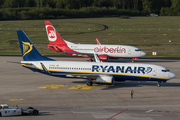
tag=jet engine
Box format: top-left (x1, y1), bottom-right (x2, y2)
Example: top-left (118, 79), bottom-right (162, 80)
top-left (96, 75), bottom-right (114, 85)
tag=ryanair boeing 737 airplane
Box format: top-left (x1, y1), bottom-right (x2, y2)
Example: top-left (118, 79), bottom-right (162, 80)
top-left (17, 30), bottom-right (176, 87)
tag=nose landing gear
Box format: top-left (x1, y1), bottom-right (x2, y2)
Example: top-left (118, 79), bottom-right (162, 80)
top-left (157, 80), bottom-right (166, 87)
top-left (157, 83), bottom-right (161, 87)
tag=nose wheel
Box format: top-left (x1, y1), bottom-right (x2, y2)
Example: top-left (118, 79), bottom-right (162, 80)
top-left (157, 83), bottom-right (161, 87)
top-left (157, 81), bottom-right (166, 87)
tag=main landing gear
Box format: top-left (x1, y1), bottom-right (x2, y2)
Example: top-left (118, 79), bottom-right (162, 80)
top-left (87, 79), bottom-right (93, 86)
top-left (132, 58), bottom-right (138, 63)
top-left (87, 81), bottom-right (93, 86)
top-left (89, 58), bottom-right (94, 62)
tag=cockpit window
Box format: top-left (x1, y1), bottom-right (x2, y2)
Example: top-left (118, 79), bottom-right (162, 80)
top-left (135, 49), bottom-right (141, 51)
top-left (162, 69), bottom-right (170, 72)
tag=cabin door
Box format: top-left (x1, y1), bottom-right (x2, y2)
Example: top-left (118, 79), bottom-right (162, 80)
top-left (128, 49), bottom-right (131, 55)
top-left (152, 68), bottom-right (157, 76)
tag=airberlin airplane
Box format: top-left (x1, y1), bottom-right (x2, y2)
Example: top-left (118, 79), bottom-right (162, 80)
top-left (44, 21), bottom-right (146, 62)
top-left (17, 30), bottom-right (176, 87)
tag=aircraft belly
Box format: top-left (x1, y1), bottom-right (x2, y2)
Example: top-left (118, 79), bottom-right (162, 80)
top-left (113, 75), bottom-right (167, 81)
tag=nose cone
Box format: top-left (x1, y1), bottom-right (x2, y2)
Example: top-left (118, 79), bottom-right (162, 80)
top-left (168, 72), bottom-right (176, 79)
top-left (140, 51), bottom-right (146, 57)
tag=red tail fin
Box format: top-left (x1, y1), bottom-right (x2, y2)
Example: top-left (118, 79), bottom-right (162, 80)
top-left (44, 21), bottom-right (67, 45)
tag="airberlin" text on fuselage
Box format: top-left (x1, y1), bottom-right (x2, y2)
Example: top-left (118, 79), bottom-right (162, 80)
top-left (94, 46), bottom-right (126, 53)
top-left (92, 65), bottom-right (147, 74)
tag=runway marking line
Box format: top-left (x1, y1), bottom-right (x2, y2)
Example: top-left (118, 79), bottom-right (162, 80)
top-left (107, 108), bottom-right (128, 120)
top-left (68, 85), bottom-right (97, 90)
top-left (9, 99), bottom-right (25, 101)
top-left (38, 84), bottom-right (67, 89)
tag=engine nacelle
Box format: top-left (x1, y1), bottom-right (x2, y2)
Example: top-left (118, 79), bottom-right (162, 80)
top-left (97, 55), bottom-right (108, 61)
top-left (96, 75), bottom-right (114, 85)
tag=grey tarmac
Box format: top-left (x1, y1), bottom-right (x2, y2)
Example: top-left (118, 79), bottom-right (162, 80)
top-left (0, 56), bottom-right (180, 120)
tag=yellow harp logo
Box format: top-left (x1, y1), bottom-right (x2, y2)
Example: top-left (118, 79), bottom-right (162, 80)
top-left (22, 41), bottom-right (33, 56)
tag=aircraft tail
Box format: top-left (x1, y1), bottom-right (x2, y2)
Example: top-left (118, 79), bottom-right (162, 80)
top-left (44, 21), bottom-right (67, 45)
top-left (17, 30), bottom-right (55, 61)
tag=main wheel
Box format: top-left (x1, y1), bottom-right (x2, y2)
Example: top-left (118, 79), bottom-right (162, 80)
top-left (87, 81), bottom-right (93, 86)
top-left (33, 110), bottom-right (39, 115)
top-left (27, 107), bottom-right (34, 109)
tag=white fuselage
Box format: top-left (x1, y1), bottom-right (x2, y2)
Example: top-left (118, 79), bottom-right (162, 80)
top-left (21, 61), bottom-right (176, 81)
top-left (67, 44), bottom-right (146, 58)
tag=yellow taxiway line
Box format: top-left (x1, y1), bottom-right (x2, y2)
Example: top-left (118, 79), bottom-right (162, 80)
top-left (68, 85), bottom-right (96, 90)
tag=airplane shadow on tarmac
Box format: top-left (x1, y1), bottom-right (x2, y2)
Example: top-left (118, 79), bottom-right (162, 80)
top-left (38, 112), bottom-right (54, 116)
top-left (101, 81), bottom-right (180, 90)
top-left (73, 80), bottom-right (180, 90)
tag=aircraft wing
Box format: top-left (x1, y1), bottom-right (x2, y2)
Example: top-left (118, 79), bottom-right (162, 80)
top-left (40, 63), bottom-right (100, 79)
top-left (62, 52), bottom-right (95, 57)
top-left (63, 52), bottom-right (94, 55)
top-left (63, 52), bottom-right (106, 56)
top-left (50, 73), bottom-right (100, 79)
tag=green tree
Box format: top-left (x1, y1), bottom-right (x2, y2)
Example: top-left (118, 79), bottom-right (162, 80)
top-left (0, 0), bottom-right (5, 8)
top-left (142, 0), bottom-right (153, 13)
top-left (171, 0), bottom-right (180, 9)
top-left (93, 0), bottom-right (100, 7)
top-left (99, 0), bottom-right (113, 7)
top-left (133, 0), bottom-right (139, 10)
top-left (79, 0), bottom-right (94, 8)
top-left (56, 0), bottom-right (65, 8)
top-left (44, 0), bottom-right (57, 8)
top-left (3, 0), bottom-right (12, 8)
top-left (151, 0), bottom-right (164, 13)
top-left (25, 0), bottom-right (36, 7)
top-left (164, 0), bottom-right (172, 7)
top-left (171, 0), bottom-right (180, 15)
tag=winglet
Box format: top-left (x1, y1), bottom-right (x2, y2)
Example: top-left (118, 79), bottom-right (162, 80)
top-left (94, 53), bottom-right (101, 62)
top-left (40, 63), bottom-right (50, 74)
top-left (96, 38), bottom-right (101, 45)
